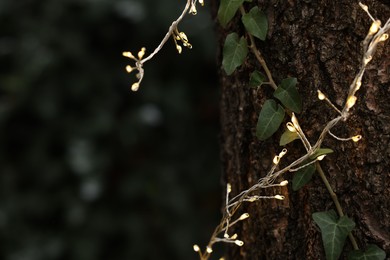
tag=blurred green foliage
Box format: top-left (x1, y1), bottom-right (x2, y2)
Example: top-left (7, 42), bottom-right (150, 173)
top-left (0, 0), bottom-right (220, 259)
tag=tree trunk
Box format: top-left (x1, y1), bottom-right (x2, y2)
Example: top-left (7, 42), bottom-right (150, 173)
top-left (210, 0), bottom-right (390, 259)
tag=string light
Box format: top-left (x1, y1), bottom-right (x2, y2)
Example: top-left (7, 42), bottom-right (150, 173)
top-left (286, 122), bottom-right (296, 132)
top-left (369, 20), bottom-right (381, 35)
top-left (379, 34), bottom-right (389, 42)
top-left (274, 195), bottom-right (285, 200)
top-left (279, 148), bottom-right (287, 158)
top-left (206, 246), bottom-right (213, 254)
top-left (235, 240), bottom-right (244, 246)
top-left (317, 155), bottom-right (326, 161)
top-left (352, 135), bottom-right (362, 142)
top-left (273, 155), bottom-right (280, 165)
top-left (346, 96), bottom-right (357, 109)
top-left (122, 51), bottom-right (135, 59)
top-left (279, 180), bottom-right (289, 186)
top-left (193, 244), bottom-right (200, 252)
top-left (317, 90), bottom-right (326, 100)
top-left (138, 47), bottom-right (146, 59)
top-left (239, 213), bottom-right (250, 220)
top-left (131, 82), bottom-right (140, 92)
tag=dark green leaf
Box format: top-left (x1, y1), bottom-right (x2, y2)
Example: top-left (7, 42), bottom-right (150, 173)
top-left (279, 129), bottom-right (299, 146)
top-left (249, 70), bottom-right (266, 88)
top-left (292, 164), bottom-right (316, 191)
top-left (273, 77), bottom-right (302, 113)
top-left (348, 244), bottom-right (386, 260)
top-left (256, 99), bottom-right (285, 141)
top-left (313, 210), bottom-right (355, 260)
top-left (241, 7), bottom-right (268, 41)
top-left (310, 148), bottom-right (334, 160)
top-left (218, 0), bottom-right (245, 27)
top-left (222, 33), bottom-right (248, 75)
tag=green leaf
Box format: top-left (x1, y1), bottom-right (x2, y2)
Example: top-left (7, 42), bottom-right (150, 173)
top-left (222, 33), bottom-right (248, 75)
top-left (279, 129), bottom-right (299, 146)
top-left (292, 164), bottom-right (316, 191)
top-left (313, 210), bottom-right (355, 260)
top-left (249, 70), bottom-right (266, 88)
top-left (256, 99), bottom-right (285, 141)
top-left (310, 148), bottom-right (334, 160)
top-left (348, 244), bottom-right (386, 260)
top-left (273, 77), bottom-right (302, 113)
top-left (218, 0), bottom-right (245, 27)
top-left (241, 7), bottom-right (268, 40)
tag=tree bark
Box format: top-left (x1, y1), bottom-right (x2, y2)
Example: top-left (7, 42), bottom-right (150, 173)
top-left (210, 0), bottom-right (390, 259)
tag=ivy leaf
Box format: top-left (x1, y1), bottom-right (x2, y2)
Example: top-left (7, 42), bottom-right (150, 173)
top-left (273, 77), bottom-right (302, 113)
top-left (249, 70), bottom-right (266, 88)
top-left (222, 33), bottom-right (248, 75)
top-left (310, 148), bottom-right (334, 160)
top-left (218, 0), bottom-right (245, 27)
top-left (292, 164), bottom-right (316, 191)
top-left (241, 7), bottom-right (268, 41)
top-left (348, 244), bottom-right (386, 260)
top-left (313, 210), bottom-right (355, 260)
top-left (256, 99), bottom-right (285, 141)
top-left (279, 129), bottom-right (299, 146)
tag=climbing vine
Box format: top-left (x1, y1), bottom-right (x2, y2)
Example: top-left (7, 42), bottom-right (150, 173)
top-left (123, 1), bottom-right (389, 259)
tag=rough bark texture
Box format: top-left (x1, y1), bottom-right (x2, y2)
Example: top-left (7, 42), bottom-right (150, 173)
top-left (210, 0), bottom-right (390, 259)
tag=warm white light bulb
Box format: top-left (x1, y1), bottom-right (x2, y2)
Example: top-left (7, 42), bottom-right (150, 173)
top-left (369, 20), bottom-right (381, 35)
top-left (239, 213), bottom-right (250, 220)
top-left (273, 155), bottom-right (280, 165)
top-left (317, 90), bottom-right (326, 100)
top-left (346, 96), bottom-right (357, 109)
top-left (279, 180), bottom-right (289, 186)
top-left (274, 195), bottom-right (285, 200)
top-left (352, 135), bottom-right (362, 142)
top-left (131, 82), bottom-right (140, 91)
top-left (193, 244), bottom-right (200, 252)
top-left (235, 240), bottom-right (244, 246)
top-left (286, 122), bottom-right (296, 132)
top-left (317, 155), bottom-right (326, 161)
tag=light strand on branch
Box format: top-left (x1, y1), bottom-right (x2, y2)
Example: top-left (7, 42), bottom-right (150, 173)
top-left (122, 0), bottom-right (205, 91)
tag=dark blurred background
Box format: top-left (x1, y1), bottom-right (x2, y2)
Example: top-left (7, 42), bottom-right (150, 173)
top-left (0, 0), bottom-right (221, 259)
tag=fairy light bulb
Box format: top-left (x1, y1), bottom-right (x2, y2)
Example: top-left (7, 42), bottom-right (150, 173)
top-left (274, 195), bottom-right (285, 200)
top-left (317, 90), bottom-right (326, 100)
top-left (291, 113), bottom-right (300, 130)
top-left (286, 122), bottom-right (296, 132)
top-left (131, 82), bottom-right (140, 92)
top-left (138, 47), bottom-right (146, 59)
top-left (379, 34), bottom-right (388, 42)
top-left (235, 240), bottom-right (244, 246)
top-left (280, 180), bottom-right (289, 186)
top-left (317, 155), bottom-right (326, 161)
top-left (352, 135), bottom-right (362, 142)
top-left (369, 20), bottom-right (381, 35)
top-left (206, 246), bottom-right (213, 253)
top-left (273, 155), bottom-right (280, 165)
top-left (279, 148), bottom-right (287, 158)
top-left (346, 96), bottom-right (357, 109)
top-left (239, 213), bottom-right (250, 220)
top-left (193, 244), bottom-right (200, 252)
top-left (122, 51), bottom-right (135, 59)
top-left (126, 65), bottom-right (133, 73)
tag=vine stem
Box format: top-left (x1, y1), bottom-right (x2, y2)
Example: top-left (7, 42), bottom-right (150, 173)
top-left (239, 6), bottom-right (278, 90)
top-left (316, 162), bottom-right (359, 250)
